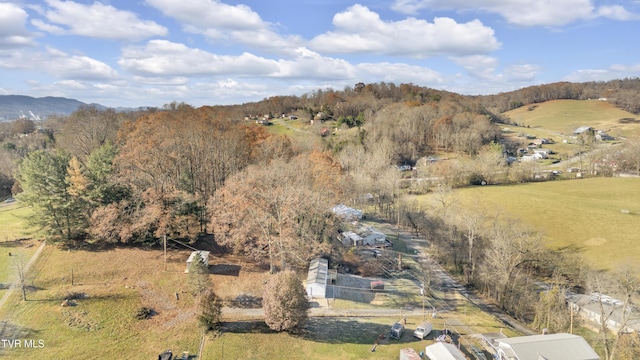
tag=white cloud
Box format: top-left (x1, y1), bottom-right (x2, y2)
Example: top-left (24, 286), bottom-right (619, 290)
top-left (391, 0), bottom-right (639, 26)
top-left (119, 40), bottom-right (280, 77)
top-left (356, 62), bottom-right (443, 85)
top-left (0, 3), bottom-right (36, 47)
top-left (0, 45), bottom-right (118, 81)
top-left (119, 40), bottom-right (357, 81)
top-left (45, 47), bottom-right (120, 80)
top-left (596, 5), bottom-right (640, 21)
top-left (274, 48), bottom-right (357, 79)
top-left (32, 0), bottom-right (167, 40)
top-left (564, 63), bottom-right (640, 82)
top-left (146, 0), bottom-right (264, 31)
top-left (309, 5), bottom-right (499, 57)
top-left (145, 0), bottom-right (302, 53)
top-left (452, 55), bottom-right (499, 80)
top-left (504, 64), bottom-right (540, 81)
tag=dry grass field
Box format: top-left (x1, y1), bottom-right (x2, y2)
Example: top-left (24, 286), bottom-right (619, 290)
top-left (438, 177), bottom-right (640, 271)
top-left (504, 99), bottom-right (640, 137)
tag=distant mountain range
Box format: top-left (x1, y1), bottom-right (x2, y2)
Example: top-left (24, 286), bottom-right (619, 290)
top-left (0, 95), bottom-right (150, 121)
top-left (0, 95), bottom-right (105, 121)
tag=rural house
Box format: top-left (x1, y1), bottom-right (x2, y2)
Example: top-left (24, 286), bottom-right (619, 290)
top-left (573, 126), bottom-right (594, 135)
top-left (331, 204), bottom-right (363, 221)
top-left (494, 333), bottom-right (598, 360)
top-left (566, 293), bottom-right (640, 333)
top-left (355, 225), bottom-right (388, 247)
top-left (185, 250), bottom-right (209, 273)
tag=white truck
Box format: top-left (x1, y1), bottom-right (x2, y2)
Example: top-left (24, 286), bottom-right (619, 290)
top-left (413, 321), bottom-right (433, 339)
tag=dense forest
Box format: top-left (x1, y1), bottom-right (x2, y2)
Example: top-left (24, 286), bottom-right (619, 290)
top-left (2, 78), bottom-right (640, 358)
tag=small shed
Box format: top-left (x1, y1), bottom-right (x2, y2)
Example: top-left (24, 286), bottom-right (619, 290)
top-left (425, 342), bottom-right (467, 360)
top-left (306, 258), bottom-right (329, 299)
top-left (185, 251), bottom-right (209, 273)
top-left (341, 231), bottom-right (364, 247)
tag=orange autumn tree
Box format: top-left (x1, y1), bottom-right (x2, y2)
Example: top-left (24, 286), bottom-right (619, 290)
top-left (209, 155), bottom-right (340, 272)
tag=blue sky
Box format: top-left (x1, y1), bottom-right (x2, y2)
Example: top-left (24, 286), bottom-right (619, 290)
top-left (1, 0), bottom-right (639, 108)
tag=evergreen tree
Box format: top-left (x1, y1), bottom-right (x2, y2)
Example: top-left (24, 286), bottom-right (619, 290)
top-left (199, 289), bottom-right (223, 330)
top-left (188, 252), bottom-right (210, 295)
top-left (86, 141), bottom-right (128, 205)
top-left (17, 150), bottom-right (88, 241)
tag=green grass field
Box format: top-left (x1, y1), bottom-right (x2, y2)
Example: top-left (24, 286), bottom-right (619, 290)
top-left (0, 203), bottom-right (36, 241)
top-left (0, 204), bottom-right (40, 285)
top-left (505, 99), bottom-right (640, 137)
top-left (436, 177), bottom-right (640, 271)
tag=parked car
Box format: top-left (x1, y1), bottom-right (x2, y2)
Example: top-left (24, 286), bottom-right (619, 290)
top-left (413, 321), bottom-right (433, 339)
top-left (390, 322), bottom-right (405, 339)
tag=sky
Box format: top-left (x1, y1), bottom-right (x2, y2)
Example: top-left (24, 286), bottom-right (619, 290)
top-left (1, 0), bottom-right (639, 108)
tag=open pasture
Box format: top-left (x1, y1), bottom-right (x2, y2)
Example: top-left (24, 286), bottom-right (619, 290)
top-left (504, 99), bottom-right (640, 137)
top-left (449, 178), bottom-right (640, 271)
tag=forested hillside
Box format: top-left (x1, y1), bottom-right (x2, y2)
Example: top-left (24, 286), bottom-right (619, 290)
top-left (1, 78), bottom-right (639, 249)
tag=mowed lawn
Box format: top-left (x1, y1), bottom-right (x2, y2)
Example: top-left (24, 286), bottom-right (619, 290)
top-left (447, 178), bottom-right (640, 271)
top-left (504, 99), bottom-right (640, 137)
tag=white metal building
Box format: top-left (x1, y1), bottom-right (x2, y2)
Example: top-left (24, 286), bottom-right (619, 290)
top-left (425, 342), bottom-right (467, 360)
top-left (495, 333), bottom-right (599, 360)
top-left (305, 258), bottom-right (329, 299)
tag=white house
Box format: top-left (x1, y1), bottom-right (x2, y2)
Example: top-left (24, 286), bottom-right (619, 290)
top-left (495, 333), bottom-right (599, 360)
top-left (185, 250), bottom-right (209, 273)
top-left (532, 149), bottom-right (551, 158)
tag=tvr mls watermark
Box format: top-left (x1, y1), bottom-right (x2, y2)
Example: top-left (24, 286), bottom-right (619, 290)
top-left (1, 339), bottom-right (45, 348)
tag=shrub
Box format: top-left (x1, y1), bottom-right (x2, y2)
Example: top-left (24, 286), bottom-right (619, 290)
top-left (262, 271), bottom-right (309, 332)
top-left (134, 306), bottom-right (155, 320)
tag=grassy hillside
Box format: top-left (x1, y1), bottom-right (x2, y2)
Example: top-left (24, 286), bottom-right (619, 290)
top-left (504, 99), bottom-right (640, 137)
top-left (449, 178), bottom-right (640, 271)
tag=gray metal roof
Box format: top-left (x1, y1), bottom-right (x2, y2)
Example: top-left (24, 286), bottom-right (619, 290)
top-left (425, 342), bottom-right (467, 360)
top-left (496, 333), bottom-right (599, 360)
top-left (306, 257), bottom-right (328, 285)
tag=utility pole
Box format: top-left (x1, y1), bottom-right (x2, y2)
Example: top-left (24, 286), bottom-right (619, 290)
top-left (421, 284), bottom-right (425, 320)
top-left (164, 234), bottom-right (167, 271)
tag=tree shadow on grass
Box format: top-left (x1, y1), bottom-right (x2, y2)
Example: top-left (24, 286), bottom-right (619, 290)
top-left (222, 318), bottom-right (395, 345)
top-left (0, 321), bottom-right (41, 355)
top-left (210, 264), bottom-right (241, 276)
top-left (0, 238), bottom-right (34, 248)
top-left (298, 318), bottom-right (392, 344)
top-left (222, 320), bottom-right (273, 334)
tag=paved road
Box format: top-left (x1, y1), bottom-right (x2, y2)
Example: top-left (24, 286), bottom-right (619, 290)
top-left (398, 227), bottom-right (537, 336)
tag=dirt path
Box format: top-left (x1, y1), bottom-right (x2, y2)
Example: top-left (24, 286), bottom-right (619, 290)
top-left (0, 241), bottom-right (46, 309)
